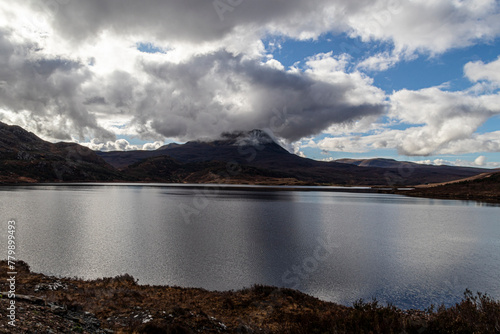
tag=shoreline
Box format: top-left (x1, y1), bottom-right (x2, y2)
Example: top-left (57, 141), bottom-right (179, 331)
top-left (2, 181), bottom-right (499, 204)
top-left (1, 261), bottom-right (499, 333)
top-left (0, 180), bottom-right (409, 193)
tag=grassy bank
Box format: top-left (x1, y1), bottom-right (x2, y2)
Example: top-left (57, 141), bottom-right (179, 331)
top-left (1, 261), bottom-right (499, 333)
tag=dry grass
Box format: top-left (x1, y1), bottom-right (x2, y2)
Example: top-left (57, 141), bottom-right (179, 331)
top-left (1, 261), bottom-right (499, 333)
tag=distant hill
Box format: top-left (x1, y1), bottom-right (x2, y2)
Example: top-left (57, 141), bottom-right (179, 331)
top-left (123, 155), bottom-right (300, 185)
top-left (0, 122), bottom-right (123, 183)
top-left (401, 171), bottom-right (500, 202)
top-left (0, 122), bottom-right (493, 186)
top-left (336, 158), bottom-right (432, 169)
top-left (336, 157), bottom-right (485, 172)
top-left (336, 158), bottom-right (407, 168)
top-left (98, 129), bottom-right (489, 186)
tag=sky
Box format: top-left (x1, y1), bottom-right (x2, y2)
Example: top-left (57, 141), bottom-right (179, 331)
top-left (1, 1), bottom-right (500, 168)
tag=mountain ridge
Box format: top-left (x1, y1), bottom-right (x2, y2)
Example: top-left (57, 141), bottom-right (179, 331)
top-left (0, 121), bottom-right (124, 183)
top-left (0, 122), bottom-right (493, 186)
top-left (97, 128), bottom-right (489, 186)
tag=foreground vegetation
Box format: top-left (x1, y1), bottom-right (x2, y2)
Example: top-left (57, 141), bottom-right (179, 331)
top-left (1, 261), bottom-right (499, 333)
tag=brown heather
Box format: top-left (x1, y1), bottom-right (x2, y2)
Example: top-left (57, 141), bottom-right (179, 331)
top-left (1, 261), bottom-right (499, 333)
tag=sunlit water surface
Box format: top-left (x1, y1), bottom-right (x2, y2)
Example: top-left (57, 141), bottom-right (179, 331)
top-left (1, 184), bottom-right (499, 309)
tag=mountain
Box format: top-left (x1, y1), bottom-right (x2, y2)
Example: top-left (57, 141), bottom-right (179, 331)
top-left (0, 122), bottom-right (123, 183)
top-left (123, 156), bottom-right (298, 185)
top-left (98, 129), bottom-right (490, 186)
top-left (0, 122), bottom-right (492, 186)
top-left (335, 158), bottom-right (486, 172)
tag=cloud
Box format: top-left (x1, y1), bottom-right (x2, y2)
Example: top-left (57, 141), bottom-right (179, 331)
top-left (1, 2), bottom-right (392, 144)
top-left (346, 0), bottom-right (500, 55)
top-left (125, 51), bottom-right (386, 142)
top-left (415, 156), bottom-right (499, 168)
top-left (22, 0), bottom-right (500, 56)
top-left (464, 56), bottom-right (500, 84)
top-left (474, 155), bottom-right (487, 166)
top-left (312, 87), bottom-right (500, 157)
top-left (2, 0), bottom-right (500, 152)
top-left (0, 27), bottom-right (114, 141)
top-left (81, 138), bottom-right (164, 152)
top-left (436, 131), bottom-right (500, 155)
top-left (0, 41), bottom-right (385, 143)
top-left (389, 88), bottom-right (500, 155)
top-left (356, 52), bottom-right (402, 72)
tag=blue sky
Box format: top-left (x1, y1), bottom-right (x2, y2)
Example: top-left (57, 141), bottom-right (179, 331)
top-left (262, 33), bottom-right (500, 166)
top-left (1, 1), bottom-right (500, 168)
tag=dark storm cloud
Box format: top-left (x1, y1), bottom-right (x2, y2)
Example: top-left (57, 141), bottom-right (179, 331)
top-left (133, 51), bottom-right (385, 141)
top-left (26, 0), bottom-right (346, 44)
top-left (26, 0), bottom-right (499, 56)
top-left (2, 1), bottom-right (388, 143)
top-left (83, 96), bottom-right (107, 106)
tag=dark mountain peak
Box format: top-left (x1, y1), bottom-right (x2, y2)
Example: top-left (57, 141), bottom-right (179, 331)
top-left (219, 129), bottom-right (277, 147)
top-left (157, 142), bottom-right (181, 151)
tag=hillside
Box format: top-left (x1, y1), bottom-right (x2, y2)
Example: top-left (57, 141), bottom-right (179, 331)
top-left (123, 155), bottom-right (300, 185)
top-left (99, 130), bottom-right (489, 186)
top-left (401, 171), bottom-right (500, 202)
top-left (0, 122), bottom-right (123, 183)
top-left (0, 122), bottom-right (492, 187)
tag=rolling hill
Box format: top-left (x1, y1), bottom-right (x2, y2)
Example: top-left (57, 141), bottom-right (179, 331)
top-left (0, 122), bottom-right (493, 187)
top-left (98, 129), bottom-right (489, 186)
top-left (0, 122), bottom-right (123, 183)
top-left (401, 171), bottom-right (500, 202)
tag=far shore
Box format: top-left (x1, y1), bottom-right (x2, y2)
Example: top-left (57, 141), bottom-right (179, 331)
top-left (3, 180), bottom-right (500, 204)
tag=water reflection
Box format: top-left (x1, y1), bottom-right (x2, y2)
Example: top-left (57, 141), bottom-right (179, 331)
top-left (0, 184), bottom-right (498, 309)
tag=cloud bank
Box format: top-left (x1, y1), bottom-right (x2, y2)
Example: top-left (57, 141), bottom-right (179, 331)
top-left (0, 0), bottom-right (499, 160)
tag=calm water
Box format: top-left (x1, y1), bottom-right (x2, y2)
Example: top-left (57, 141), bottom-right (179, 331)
top-left (1, 184), bottom-right (499, 309)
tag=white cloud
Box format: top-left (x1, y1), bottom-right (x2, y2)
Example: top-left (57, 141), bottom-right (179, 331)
top-left (80, 139), bottom-right (164, 152)
top-left (415, 157), bottom-right (499, 168)
top-left (436, 131), bottom-right (500, 155)
top-left (346, 0), bottom-right (500, 55)
top-left (464, 56), bottom-right (500, 84)
top-left (357, 52), bottom-right (401, 72)
top-left (389, 88), bottom-right (500, 155)
top-left (142, 141), bottom-right (164, 151)
top-left (82, 139), bottom-right (136, 152)
top-left (474, 155), bottom-right (487, 166)
top-left (311, 86), bottom-right (500, 157)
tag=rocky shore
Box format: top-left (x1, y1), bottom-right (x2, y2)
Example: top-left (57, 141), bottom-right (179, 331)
top-left (1, 261), bottom-right (499, 333)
